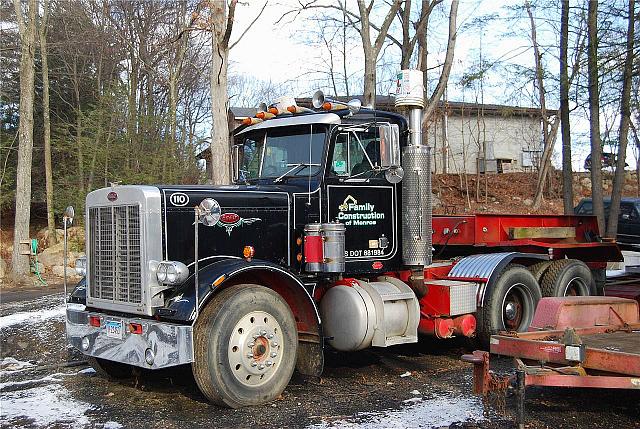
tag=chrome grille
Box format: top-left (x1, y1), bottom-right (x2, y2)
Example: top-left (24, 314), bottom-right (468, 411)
top-left (89, 205), bottom-right (142, 304)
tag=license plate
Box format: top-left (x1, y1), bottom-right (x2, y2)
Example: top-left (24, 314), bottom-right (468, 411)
top-left (105, 320), bottom-right (123, 339)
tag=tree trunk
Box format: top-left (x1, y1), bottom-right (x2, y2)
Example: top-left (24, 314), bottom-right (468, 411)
top-left (587, 0), bottom-right (606, 234)
top-left (527, 0), bottom-right (552, 211)
top-left (560, 0), bottom-right (573, 214)
top-left (39, 0), bottom-right (56, 244)
top-left (209, 1), bottom-right (232, 185)
top-left (606, 0), bottom-right (635, 238)
top-left (362, 46), bottom-right (376, 108)
top-left (11, 0), bottom-right (38, 279)
top-left (421, 0), bottom-right (458, 128)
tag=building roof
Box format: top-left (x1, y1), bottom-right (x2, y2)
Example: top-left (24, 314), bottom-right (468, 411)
top-left (295, 95), bottom-right (557, 118)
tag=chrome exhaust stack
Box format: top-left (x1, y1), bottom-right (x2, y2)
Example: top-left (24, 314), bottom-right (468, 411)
top-left (396, 70), bottom-right (432, 267)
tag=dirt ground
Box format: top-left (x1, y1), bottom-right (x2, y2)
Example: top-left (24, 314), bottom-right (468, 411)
top-left (1, 286), bottom-right (639, 429)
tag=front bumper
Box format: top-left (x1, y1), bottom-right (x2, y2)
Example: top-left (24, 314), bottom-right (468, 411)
top-left (66, 305), bottom-right (194, 369)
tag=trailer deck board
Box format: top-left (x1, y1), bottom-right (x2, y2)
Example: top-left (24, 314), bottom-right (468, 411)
top-left (580, 331), bottom-right (640, 355)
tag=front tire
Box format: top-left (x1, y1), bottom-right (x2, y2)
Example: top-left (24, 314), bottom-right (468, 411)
top-left (192, 284), bottom-right (298, 408)
top-left (477, 265), bottom-right (542, 347)
top-left (540, 259), bottom-right (596, 297)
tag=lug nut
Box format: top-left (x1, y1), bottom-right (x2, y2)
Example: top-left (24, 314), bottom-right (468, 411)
top-left (260, 330), bottom-right (267, 336)
top-left (271, 342), bottom-right (279, 347)
top-left (267, 334), bottom-right (274, 339)
top-left (258, 364), bottom-right (265, 370)
top-left (266, 361), bottom-right (273, 367)
top-left (271, 352), bottom-right (277, 358)
top-left (247, 353), bottom-right (254, 358)
top-left (248, 342), bottom-right (255, 348)
top-left (251, 362), bottom-right (257, 367)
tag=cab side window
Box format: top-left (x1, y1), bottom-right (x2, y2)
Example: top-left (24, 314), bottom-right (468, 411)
top-left (620, 203), bottom-right (639, 220)
top-left (329, 129), bottom-right (382, 177)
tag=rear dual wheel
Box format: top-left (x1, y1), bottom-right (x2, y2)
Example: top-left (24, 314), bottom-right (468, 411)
top-left (477, 265), bottom-right (542, 347)
top-left (539, 259), bottom-right (596, 297)
top-left (192, 284), bottom-right (298, 408)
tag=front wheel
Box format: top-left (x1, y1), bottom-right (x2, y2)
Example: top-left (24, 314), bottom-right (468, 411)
top-left (192, 284), bottom-right (298, 408)
top-left (477, 265), bottom-right (542, 347)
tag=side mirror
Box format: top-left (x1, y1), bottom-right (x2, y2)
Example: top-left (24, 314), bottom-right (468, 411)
top-left (63, 206), bottom-right (75, 226)
top-left (231, 145), bottom-right (240, 182)
top-left (379, 124), bottom-right (401, 168)
top-left (621, 213), bottom-right (630, 220)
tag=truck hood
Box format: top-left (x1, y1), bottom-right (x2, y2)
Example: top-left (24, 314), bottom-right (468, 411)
top-left (157, 185), bottom-right (292, 267)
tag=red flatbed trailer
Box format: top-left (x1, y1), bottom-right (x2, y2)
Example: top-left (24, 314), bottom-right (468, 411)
top-left (462, 296), bottom-right (640, 428)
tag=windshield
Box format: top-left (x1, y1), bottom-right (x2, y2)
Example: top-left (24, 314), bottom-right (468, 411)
top-left (236, 125), bottom-right (326, 181)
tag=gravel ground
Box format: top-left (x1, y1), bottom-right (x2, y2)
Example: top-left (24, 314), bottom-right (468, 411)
top-left (1, 288), bottom-right (639, 429)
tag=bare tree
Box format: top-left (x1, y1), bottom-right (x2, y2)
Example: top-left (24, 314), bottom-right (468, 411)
top-left (526, 0), bottom-right (559, 210)
top-left (201, 0), bottom-right (266, 184)
top-left (606, 0), bottom-right (636, 238)
top-left (420, 0), bottom-right (458, 128)
top-left (38, 0), bottom-right (56, 243)
top-left (11, 0), bottom-right (38, 279)
top-left (559, 0), bottom-right (573, 214)
top-left (588, 0), bottom-right (605, 234)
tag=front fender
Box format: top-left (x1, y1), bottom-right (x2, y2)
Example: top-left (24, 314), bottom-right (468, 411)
top-left (162, 258), bottom-right (320, 331)
top-left (68, 277), bottom-right (87, 305)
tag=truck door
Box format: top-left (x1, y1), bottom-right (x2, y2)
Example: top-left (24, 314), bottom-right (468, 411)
top-left (618, 202), bottom-right (640, 245)
top-left (323, 126), bottom-right (401, 273)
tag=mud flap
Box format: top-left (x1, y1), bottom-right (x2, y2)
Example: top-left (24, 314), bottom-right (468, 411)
top-left (296, 342), bottom-right (324, 378)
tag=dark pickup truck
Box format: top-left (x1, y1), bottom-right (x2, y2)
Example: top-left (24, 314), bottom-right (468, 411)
top-left (574, 197), bottom-right (640, 247)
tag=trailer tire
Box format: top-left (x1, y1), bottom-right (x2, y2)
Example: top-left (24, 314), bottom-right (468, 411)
top-left (477, 264), bottom-right (541, 347)
top-left (192, 284), bottom-right (298, 408)
top-left (528, 261), bottom-right (553, 284)
top-left (540, 259), bottom-right (596, 297)
top-left (87, 357), bottom-right (132, 379)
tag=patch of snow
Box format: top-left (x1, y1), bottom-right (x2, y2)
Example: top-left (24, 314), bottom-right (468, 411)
top-left (309, 393), bottom-right (487, 429)
top-left (402, 397), bottom-right (422, 404)
top-left (0, 373), bottom-right (65, 390)
top-left (1, 357), bottom-right (34, 372)
top-left (103, 422), bottom-right (123, 429)
top-left (1, 383), bottom-right (93, 427)
top-left (0, 304), bottom-right (65, 329)
top-left (399, 371), bottom-right (412, 378)
top-left (410, 390), bottom-right (420, 395)
top-left (79, 367), bottom-right (96, 375)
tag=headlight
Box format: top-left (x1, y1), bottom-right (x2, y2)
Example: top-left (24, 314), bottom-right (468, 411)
top-left (156, 263), bottom-right (168, 283)
top-left (75, 256), bottom-right (87, 276)
top-left (156, 261), bottom-right (188, 285)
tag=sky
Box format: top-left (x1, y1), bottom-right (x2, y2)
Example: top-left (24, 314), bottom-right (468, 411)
top-left (225, 0), bottom-right (637, 172)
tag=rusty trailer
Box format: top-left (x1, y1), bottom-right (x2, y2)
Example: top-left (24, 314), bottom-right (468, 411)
top-left (462, 296), bottom-right (640, 427)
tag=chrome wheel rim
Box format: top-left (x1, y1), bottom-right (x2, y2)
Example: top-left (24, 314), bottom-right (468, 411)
top-left (228, 311), bottom-right (284, 387)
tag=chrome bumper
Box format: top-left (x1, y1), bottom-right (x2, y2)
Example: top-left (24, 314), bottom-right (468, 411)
top-left (66, 305), bottom-right (194, 369)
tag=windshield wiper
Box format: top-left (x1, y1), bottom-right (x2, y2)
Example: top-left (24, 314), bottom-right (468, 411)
top-left (273, 163), bottom-right (319, 183)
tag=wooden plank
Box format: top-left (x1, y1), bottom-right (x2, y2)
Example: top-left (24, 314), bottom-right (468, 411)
top-left (508, 226), bottom-right (575, 240)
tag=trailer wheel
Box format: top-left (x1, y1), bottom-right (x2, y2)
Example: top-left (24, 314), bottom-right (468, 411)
top-left (87, 357), bottom-right (132, 379)
top-left (540, 259), bottom-right (596, 297)
top-left (478, 265), bottom-right (541, 346)
top-left (527, 261), bottom-right (553, 284)
top-left (192, 284), bottom-right (298, 408)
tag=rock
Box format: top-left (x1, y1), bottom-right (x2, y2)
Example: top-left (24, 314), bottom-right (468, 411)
top-left (432, 193), bottom-right (441, 208)
top-left (0, 258), bottom-right (6, 279)
top-left (37, 228), bottom-right (63, 249)
top-left (580, 177), bottom-right (591, 188)
top-left (39, 242), bottom-right (81, 268)
top-left (52, 265), bottom-right (79, 279)
top-left (624, 184), bottom-right (634, 192)
top-left (523, 198), bottom-right (533, 206)
top-left (512, 196), bottom-right (521, 201)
